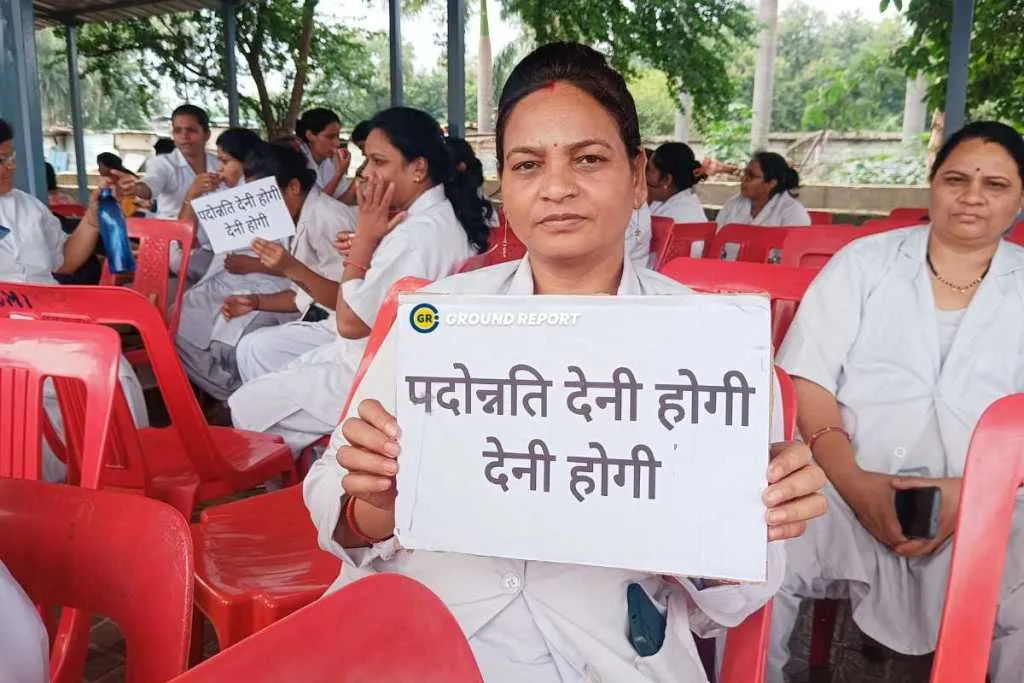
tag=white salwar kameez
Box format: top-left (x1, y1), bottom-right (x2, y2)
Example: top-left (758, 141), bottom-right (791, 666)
top-left (0, 560), bottom-right (48, 683)
top-left (713, 193), bottom-right (810, 261)
top-left (228, 184), bottom-right (474, 456)
top-left (0, 189), bottom-right (149, 481)
top-left (650, 189), bottom-right (710, 258)
top-left (304, 255), bottom-right (787, 683)
top-left (768, 226), bottom-right (1024, 683)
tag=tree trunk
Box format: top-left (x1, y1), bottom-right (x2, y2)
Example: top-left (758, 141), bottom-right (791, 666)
top-left (750, 0), bottom-right (779, 152)
top-left (902, 72), bottom-right (928, 143)
top-left (476, 0), bottom-right (493, 132)
top-left (284, 0), bottom-right (319, 134)
top-left (673, 92), bottom-right (692, 143)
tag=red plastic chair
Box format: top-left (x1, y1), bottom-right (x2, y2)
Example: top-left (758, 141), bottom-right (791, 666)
top-left (488, 208), bottom-right (527, 261)
top-left (651, 221), bottom-right (716, 270)
top-left (0, 316), bottom-right (119, 487)
top-left (807, 210), bottom-right (833, 225)
top-left (659, 258), bottom-right (818, 349)
top-left (862, 217), bottom-right (928, 230)
top-left (706, 224), bottom-right (795, 264)
top-left (175, 575), bottom-right (481, 683)
top-left (99, 218), bottom-right (195, 365)
top-left (0, 283), bottom-right (296, 515)
top-left (0, 478), bottom-right (193, 683)
top-left (50, 204), bottom-right (86, 219)
top-left (189, 276), bottom-right (431, 653)
top-left (889, 207), bottom-right (929, 222)
top-left (1006, 221), bottom-right (1024, 247)
top-left (780, 225), bottom-right (891, 270)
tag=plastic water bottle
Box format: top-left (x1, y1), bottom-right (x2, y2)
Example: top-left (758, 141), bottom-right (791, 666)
top-left (97, 187), bottom-right (136, 274)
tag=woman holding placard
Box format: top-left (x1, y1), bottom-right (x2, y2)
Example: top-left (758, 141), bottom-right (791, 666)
top-left (228, 107), bottom-right (489, 458)
top-left (177, 140), bottom-right (356, 401)
top-left (304, 43), bottom-right (827, 683)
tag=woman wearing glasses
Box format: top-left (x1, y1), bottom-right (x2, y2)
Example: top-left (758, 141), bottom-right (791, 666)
top-left (715, 152), bottom-right (810, 230)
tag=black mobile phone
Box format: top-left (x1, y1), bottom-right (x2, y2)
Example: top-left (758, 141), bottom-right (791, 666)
top-left (895, 486), bottom-right (942, 540)
top-left (627, 583), bottom-right (666, 657)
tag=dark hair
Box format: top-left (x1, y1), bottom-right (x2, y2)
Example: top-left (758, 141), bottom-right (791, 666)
top-left (930, 120), bottom-right (1024, 185)
top-left (754, 151), bottom-right (799, 197)
top-left (154, 137), bottom-right (175, 154)
top-left (446, 136), bottom-right (495, 227)
top-left (296, 108), bottom-right (341, 142)
top-left (0, 118), bottom-right (12, 145)
top-left (651, 142), bottom-right (703, 191)
top-left (496, 42), bottom-right (641, 173)
top-left (45, 162), bottom-right (57, 191)
top-left (217, 128), bottom-right (263, 163)
top-left (172, 104), bottom-right (210, 133)
top-left (351, 120), bottom-right (372, 144)
top-left (368, 107), bottom-right (489, 254)
top-left (243, 142), bottom-right (316, 195)
top-left (97, 152), bottom-right (124, 169)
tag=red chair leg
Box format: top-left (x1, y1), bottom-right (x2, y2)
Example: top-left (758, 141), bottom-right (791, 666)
top-left (809, 599), bottom-right (839, 669)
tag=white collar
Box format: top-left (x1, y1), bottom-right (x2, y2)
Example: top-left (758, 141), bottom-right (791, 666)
top-left (406, 184), bottom-right (447, 216)
top-left (507, 253), bottom-right (644, 295)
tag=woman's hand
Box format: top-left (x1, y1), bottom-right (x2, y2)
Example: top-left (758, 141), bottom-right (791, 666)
top-left (764, 441), bottom-right (828, 541)
top-left (224, 253), bottom-right (264, 275)
top-left (834, 467), bottom-right (907, 549)
top-left (333, 148), bottom-right (351, 178)
top-left (186, 172), bottom-right (222, 200)
top-left (221, 294), bottom-right (257, 320)
top-left (355, 175), bottom-right (406, 245)
top-left (338, 399), bottom-right (402, 512)
top-left (890, 476), bottom-right (961, 557)
top-left (251, 238), bottom-right (300, 278)
top-left (334, 230), bottom-right (353, 258)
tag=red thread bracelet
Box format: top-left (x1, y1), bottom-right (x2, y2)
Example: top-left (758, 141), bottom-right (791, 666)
top-left (344, 259), bottom-right (369, 274)
top-left (806, 425), bottom-right (850, 451)
top-left (345, 496), bottom-right (386, 545)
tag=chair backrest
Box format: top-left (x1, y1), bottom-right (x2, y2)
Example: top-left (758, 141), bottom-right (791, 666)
top-left (50, 204), bottom-right (86, 219)
top-left (0, 478), bottom-right (193, 683)
top-left (659, 258), bottom-right (818, 348)
top-left (651, 221), bottom-right (717, 270)
top-left (861, 217), bottom-right (928, 231)
top-left (0, 283), bottom-right (224, 482)
top-left (0, 317), bottom-right (119, 487)
top-left (719, 365), bottom-right (796, 683)
top-left (807, 210), bottom-right (833, 225)
top-left (889, 207), bottom-right (929, 222)
top-left (706, 224), bottom-right (794, 264)
top-left (1006, 221), bottom-right (1024, 247)
top-left (780, 225), bottom-right (890, 270)
top-left (929, 393), bottom-right (1024, 683)
top-left (169, 574), bottom-right (481, 683)
top-left (99, 218), bottom-right (196, 338)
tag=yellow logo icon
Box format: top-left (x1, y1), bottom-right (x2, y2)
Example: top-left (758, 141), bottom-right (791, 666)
top-left (410, 303), bottom-right (439, 333)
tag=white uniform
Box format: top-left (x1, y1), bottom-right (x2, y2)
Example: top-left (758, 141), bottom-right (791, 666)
top-left (651, 189), bottom-right (710, 258)
top-left (300, 140), bottom-right (352, 200)
top-left (228, 184), bottom-right (474, 455)
top-left (236, 189), bottom-right (358, 382)
top-left (304, 255), bottom-right (786, 683)
top-left (0, 561), bottom-right (49, 683)
top-left (141, 147), bottom-right (221, 280)
top-left (714, 192), bottom-right (809, 262)
top-left (627, 203), bottom-right (653, 269)
top-left (769, 227), bottom-right (1024, 683)
top-left (0, 189), bottom-right (149, 481)
top-left (176, 188), bottom-right (354, 400)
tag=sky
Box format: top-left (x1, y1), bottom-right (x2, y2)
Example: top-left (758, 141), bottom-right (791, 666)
top-left (323, 0), bottom-right (901, 73)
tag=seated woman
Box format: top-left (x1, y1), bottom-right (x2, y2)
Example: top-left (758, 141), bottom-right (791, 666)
top-left (646, 142), bottom-right (708, 223)
top-left (304, 43), bottom-right (827, 683)
top-left (445, 136), bottom-right (496, 227)
top-left (228, 107), bottom-right (488, 456)
top-left (177, 140), bottom-right (356, 402)
top-left (296, 107), bottom-right (352, 201)
top-left (0, 118), bottom-right (148, 481)
top-left (768, 121), bottom-right (1024, 683)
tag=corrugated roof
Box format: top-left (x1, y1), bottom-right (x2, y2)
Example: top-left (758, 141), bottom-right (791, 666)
top-left (34, 0), bottom-right (228, 28)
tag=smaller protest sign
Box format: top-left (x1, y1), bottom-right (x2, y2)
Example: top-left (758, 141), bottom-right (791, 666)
top-left (191, 176), bottom-right (295, 254)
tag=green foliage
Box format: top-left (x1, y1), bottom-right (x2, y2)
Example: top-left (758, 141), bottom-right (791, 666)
top-left (823, 146), bottom-right (928, 186)
top-left (502, 0), bottom-right (755, 126)
top-left (703, 102), bottom-right (752, 166)
top-left (628, 69), bottom-right (677, 138)
top-left (881, 0), bottom-right (1024, 124)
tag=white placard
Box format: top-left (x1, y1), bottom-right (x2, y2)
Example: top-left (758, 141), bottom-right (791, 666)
top-left (395, 293), bottom-right (772, 582)
top-left (190, 176), bottom-right (295, 254)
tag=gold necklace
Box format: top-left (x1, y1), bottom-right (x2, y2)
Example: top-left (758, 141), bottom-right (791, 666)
top-left (926, 253), bottom-right (990, 294)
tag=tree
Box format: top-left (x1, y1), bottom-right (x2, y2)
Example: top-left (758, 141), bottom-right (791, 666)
top-left (628, 70), bottom-right (677, 138)
top-left (74, 0), bottom-right (379, 135)
top-left (500, 0), bottom-right (755, 125)
top-left (882, 0), bottom-right (1024, 124)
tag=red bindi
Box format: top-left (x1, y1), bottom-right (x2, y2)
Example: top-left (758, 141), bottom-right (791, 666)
top-left (542, 80), bottom-right (556, 90)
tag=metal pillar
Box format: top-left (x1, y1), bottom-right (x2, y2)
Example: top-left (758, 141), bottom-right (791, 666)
top-left (943, 0), bottom-right (975, 140)
top-left (0, 0), bottom-right (46, 200)
top-left (447, 0), bottom-right (466, 137)
top-left (65, 25), bottom-right (89, 204)
top-left (389, 0), bottom-right (403, 106)
top-left (223, 0), bottom-right (240, 127)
